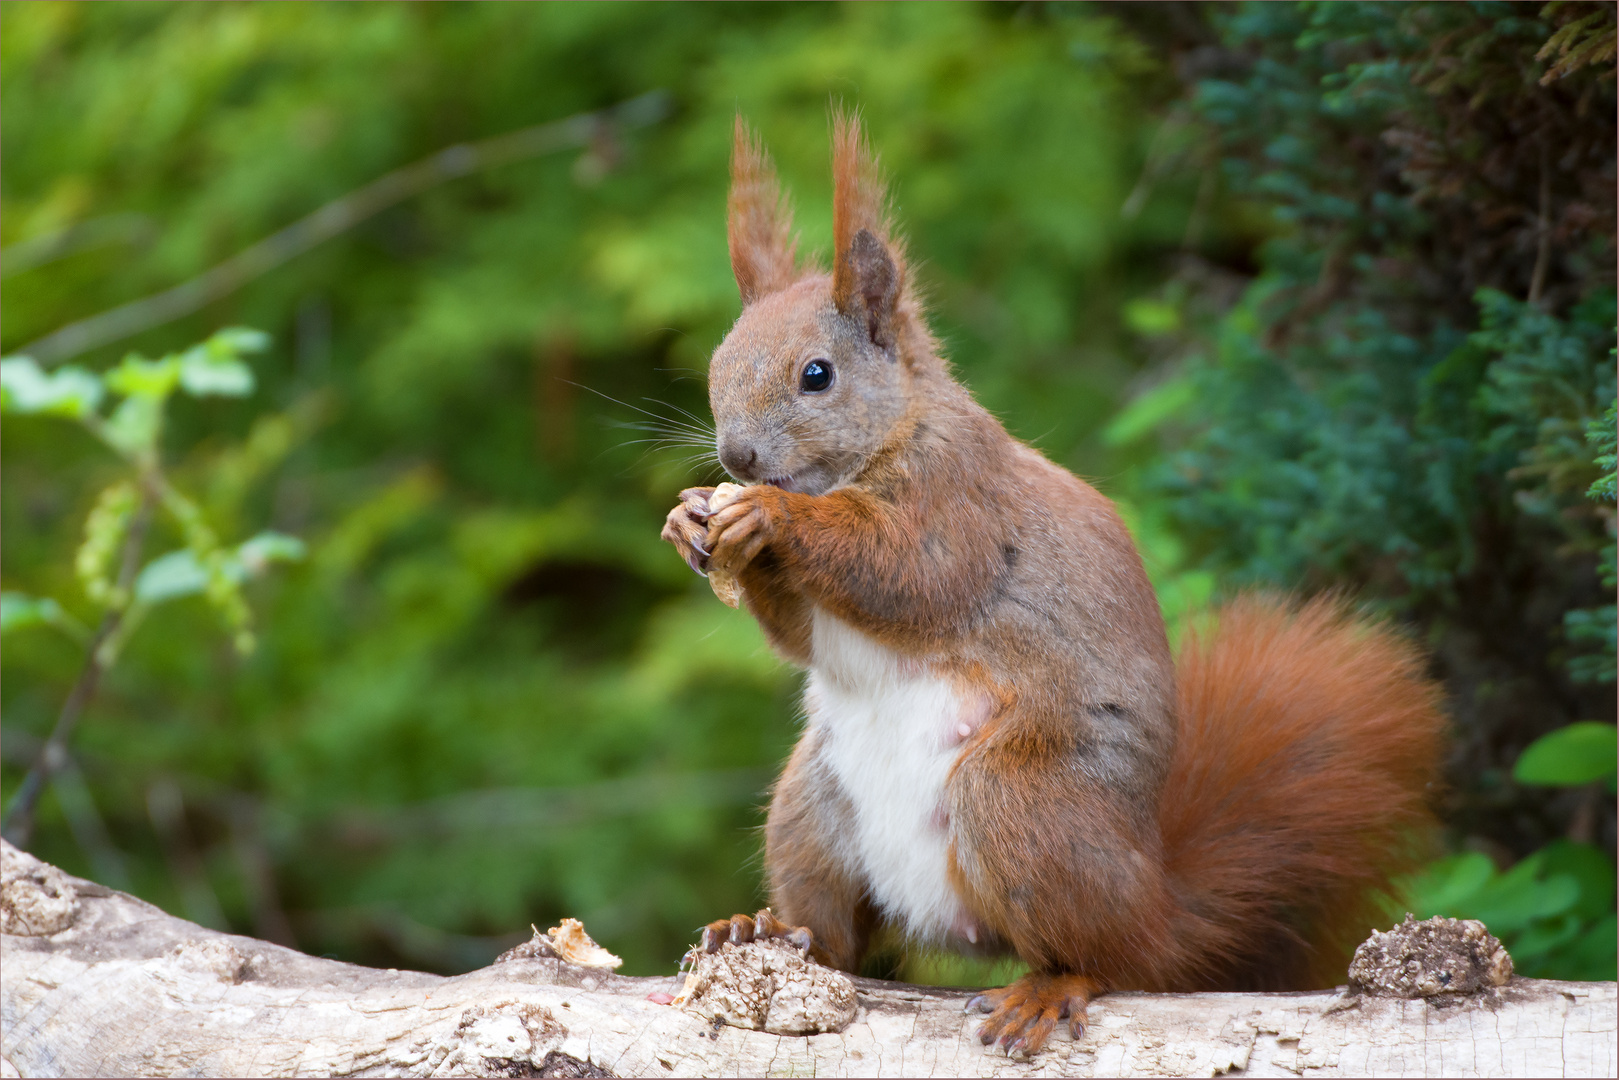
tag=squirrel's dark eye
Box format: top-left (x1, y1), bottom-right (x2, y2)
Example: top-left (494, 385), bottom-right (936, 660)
top-left (799, 359), bottom-right (833, 393)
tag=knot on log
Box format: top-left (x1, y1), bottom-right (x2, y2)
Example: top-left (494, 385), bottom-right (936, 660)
top-left (1348, 913), bottom-right (1513, 997)
top-left (674, 937), bottom-right (857, 1035)
top-left (426, 1000), bottom-right (573, 1078)
top-left (165, 937), bottom-right (261, 984)
top-left (0, 839), bottom-right (78, 936)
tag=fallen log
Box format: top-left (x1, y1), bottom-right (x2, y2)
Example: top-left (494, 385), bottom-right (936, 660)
top-left (1, 840), bottom-right (1613, 1078)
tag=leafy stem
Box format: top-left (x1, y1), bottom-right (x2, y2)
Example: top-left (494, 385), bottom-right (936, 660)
top-left (1, 326), bottom-right (303, 851)
top-left (2, 486), bottom-right (155, 847)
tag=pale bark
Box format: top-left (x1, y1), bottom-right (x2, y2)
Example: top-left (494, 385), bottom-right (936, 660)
top-left (1, 841), bottom-right (1613, 1078)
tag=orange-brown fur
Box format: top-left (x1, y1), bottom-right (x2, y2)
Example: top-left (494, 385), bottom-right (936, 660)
top-left (728, 120), bottom-right (807, 305)
top-left (1159, 595), bottom-right (1445, 990)
top-left (663, 113), bottom-right (1445, 1055)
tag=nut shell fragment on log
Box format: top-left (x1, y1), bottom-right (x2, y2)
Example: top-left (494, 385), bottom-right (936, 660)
top-left (1348, 913), bottom-right (1511, 997)
top-left (496, 917), bottom-right (622, 969)
top-left (550, 917), bottom-right (623, 969)
top-left (705, 482), bottom-right (749, 608)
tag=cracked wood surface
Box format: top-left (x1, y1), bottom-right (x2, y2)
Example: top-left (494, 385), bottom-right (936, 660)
top-left (0, 845), bottom-right (1613, 1078)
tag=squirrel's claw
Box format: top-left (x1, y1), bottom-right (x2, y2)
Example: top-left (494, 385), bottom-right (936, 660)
top-left (782, 926), bottom-right (813, 957)
top-left (662, 488), bottom-right (717, 575)
top-left (693, 908), bottom-right (816, 960)
top-left (678, 486), bottom-right (717, 522)
top-left (969, 973), bottom-right (1098, 1057)
top-left (699, 915), bottom-right (742, 953)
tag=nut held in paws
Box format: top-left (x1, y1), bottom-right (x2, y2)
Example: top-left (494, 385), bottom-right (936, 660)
top-left (705, 483), bottom-right (750, 608)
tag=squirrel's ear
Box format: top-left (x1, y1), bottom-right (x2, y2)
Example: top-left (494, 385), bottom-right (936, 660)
top-left (840, 228), bottom-right (900, 350)
top-left (831, 109), bottom-right (905, 352)
top-left (729, 116), bottom-right (801, 306)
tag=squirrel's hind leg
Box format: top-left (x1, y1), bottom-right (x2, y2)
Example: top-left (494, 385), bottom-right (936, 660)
top-left (763, 727), bottom-right (879, 972)
top-left (967, 972), bottom-right (1100, 1056)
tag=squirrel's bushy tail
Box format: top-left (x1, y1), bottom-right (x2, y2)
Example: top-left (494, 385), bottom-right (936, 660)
top-left (1158, 594), bottom-right (1446, 991)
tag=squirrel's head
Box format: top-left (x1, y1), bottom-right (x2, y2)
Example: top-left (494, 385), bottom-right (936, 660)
top-left (707, 113), bottom-right (934, 495)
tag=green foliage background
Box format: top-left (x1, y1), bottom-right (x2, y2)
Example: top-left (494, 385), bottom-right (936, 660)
top-left (3, 1), bottom-right (1613, 983)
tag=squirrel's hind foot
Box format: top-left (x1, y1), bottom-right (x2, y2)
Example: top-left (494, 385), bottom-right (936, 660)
top-left (967, 972), bottom-right (1098, 1056)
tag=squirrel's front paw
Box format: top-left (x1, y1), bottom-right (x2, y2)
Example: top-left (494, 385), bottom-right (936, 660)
top-left (706, 485), bottom-right (780, 575)
top-left (661, 486), bottom-right (717, 575)
top-left (690, 908), bottom-right (814, 961)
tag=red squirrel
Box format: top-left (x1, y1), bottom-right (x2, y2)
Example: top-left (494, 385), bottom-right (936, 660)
top-left (660, 114), bottom-right (1445, 1055)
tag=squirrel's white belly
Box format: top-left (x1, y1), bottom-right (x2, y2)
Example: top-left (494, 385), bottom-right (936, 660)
top-left (805, 609), bottom-right (976, 945)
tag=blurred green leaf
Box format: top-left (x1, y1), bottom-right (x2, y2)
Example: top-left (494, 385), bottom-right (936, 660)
top-left (1405, 851), bottom-right (1496, 915)
top-left (0, 591), bottom-right (85, 640)
top-left (1466, 868), bottom-right (1580, 935)
top-left (135, 531), bottom-right (305, 605)
top-left (1539, 840), bottom-right (1617, 922)
top-left (0, 356), bottom-right (103, 417)
top-left (237, 531), bottom-right (306, 571)
top-left (1514, 722), bottom-right (1618, 786)
top-left (104, 353), bottom-right (181, 399)
top-left (1123, 297), bottom-right (1181, 337)
top-left (2, 591), bottom-right (51, 632)
top-left (1103, 378), bottom-right (1196, 446)
top-left (1404, 841), bottom-right (1614, 977)
top-left (101, 395), bottom-right (164, 458)
top-left (1510, 912), bottom-right (1584, 960)
top-left (133, 549), bottom-right (212, 604)
top-left (179, 353), bottom-right (254, 397)
top-left (1545, 913), bottom-right (1618, 981)
top-left (174, 327), bottom-right (265, 397)
top-left (205, 327), bottom-right (272, 356)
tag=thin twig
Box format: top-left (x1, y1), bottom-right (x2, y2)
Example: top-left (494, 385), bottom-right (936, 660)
top-left (1182, 162), bottom-right (1217, 253)
top-left (147, 778), bottom-right (229, 929)
top-left (19, 91), bottom-right (671, 366)
top-left (1528, 128), bottom-right (1552, 306)
top-left (51, 754), bottom-right (132, 890)
top-left (1121, 104), bottom-right (1192, 222)
top-left (229, 794), bottom-right (299, 948)
top-left (2, 490), bottom-right (155, 846)
top-left (1, 213), bottom-right (155, 279)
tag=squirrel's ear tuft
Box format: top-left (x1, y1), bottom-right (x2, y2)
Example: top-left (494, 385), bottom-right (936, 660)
top-left (831, 109), bottom-right (906, 350)
top-left (729, 116), bottom-right (802, 306)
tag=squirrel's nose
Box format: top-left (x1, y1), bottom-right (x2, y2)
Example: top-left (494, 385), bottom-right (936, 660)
top-left (718, 439), bottom-right (759, 481)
